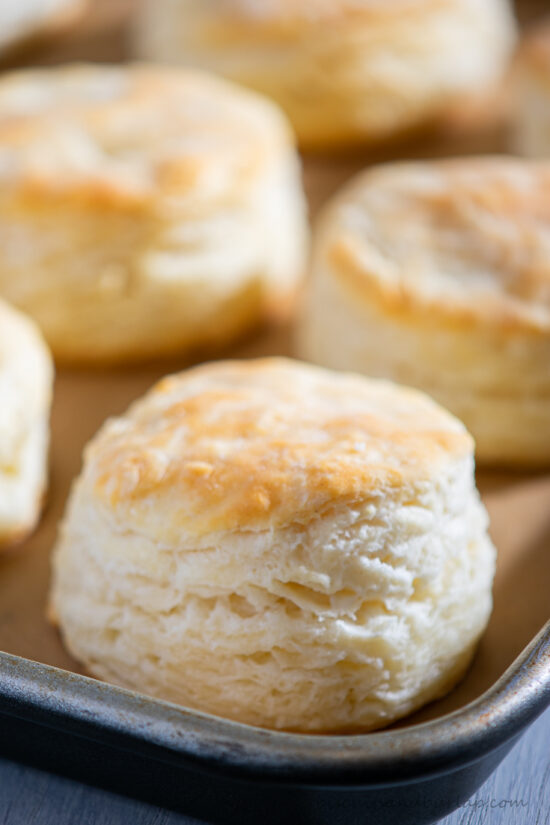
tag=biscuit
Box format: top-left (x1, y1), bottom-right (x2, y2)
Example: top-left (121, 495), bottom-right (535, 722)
top-left (50, 357), bottom-right (494, 732)
top-left (298, 157), bottom-right (550, 466)
top-left (512, 21), bottom-right (550, 157)
top-left (134, 0), bottom-right (516, 149)
top-left (0, 299), bottom-right (52, 548)
top-left (0, 64), bottom-right (307, 364)
top-left (0, 0), bottom-right (86, 56)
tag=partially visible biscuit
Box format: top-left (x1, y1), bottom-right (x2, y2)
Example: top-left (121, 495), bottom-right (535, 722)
top-left (50, 357), bottom-right (494, 732)
top-left (298, 157), bottom-right (550, 466)
top-left (0, 0), bottom-right (87, 57)
top-left (134, 0), bottom-right (516, 149)
top-left (0, 64), bottom-right (307, 364)
top-left (0, 299), bottom-right (52, 548)
top-left (512, 21), bottom-right (550, 157)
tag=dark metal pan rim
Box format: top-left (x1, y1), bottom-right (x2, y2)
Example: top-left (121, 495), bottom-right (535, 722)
top-left (0, 619), bottom-right (549, 787)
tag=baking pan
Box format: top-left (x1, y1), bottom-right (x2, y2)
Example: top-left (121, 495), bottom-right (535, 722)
top-left (0, 618), bottom-right (548, 825)
top-left (0, 354), bottom-right (548, 825)
top-left (0, 195), bottom-right (548, 825)
top-left (0, 2), bottom-right (549, 822)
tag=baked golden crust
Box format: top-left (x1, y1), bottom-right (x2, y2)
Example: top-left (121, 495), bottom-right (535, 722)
top-left (298, 157), bottom-right (550, 466)
top-left (0, 64), bottom-right (307, 363)
top-left (50, 356), bottom-right (494, 731)
top-left (87, 358), bottom-right (471, 537)
top-left (0, 64), bottom-right (290, 206)
top-left (0, 0), bottom-right (87, 57)
top-left (319, 158), bottom-right (550, 334)
top-left (135, 0), bottom-right (516, 148)
top-left (203, 0), bottom-right (467, 32)
top-left (0, 299), bottom-right (52, 548)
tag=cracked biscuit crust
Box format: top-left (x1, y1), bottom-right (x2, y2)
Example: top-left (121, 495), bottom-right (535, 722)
top-left (0, 64), bottom-right (307, 363)
top-left (50, 358), bottom-right (494, 732)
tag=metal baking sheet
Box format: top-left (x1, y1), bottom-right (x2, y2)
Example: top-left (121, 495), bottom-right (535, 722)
top-left (0, 3), bottom-right (549, 824)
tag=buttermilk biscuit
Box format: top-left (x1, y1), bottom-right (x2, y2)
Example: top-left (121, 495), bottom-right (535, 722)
top-left (298, 157), bottom-right (550, 466)
top-left (0, 64), bottom-right (307, 364)
top-left (50, 357), bottom-right (494, 732)
top-left (0, 299), bottom-right (52, 548)
top-left (0, 0), bottom-right (86, 56)
top-left (512, 22), bottom-right (550, 157)
top-left (134, 0), bottom-right (516, 150)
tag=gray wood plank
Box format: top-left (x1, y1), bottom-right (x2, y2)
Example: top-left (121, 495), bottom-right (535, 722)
top-left (0, 707), bottom-right (548, 825)
top-left (441, 706), bottom-right (550, 825)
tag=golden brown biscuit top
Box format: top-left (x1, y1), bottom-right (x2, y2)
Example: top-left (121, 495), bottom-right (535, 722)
top-left (324, 158), bottom-right (550, 333)
top-left (200, 0), bottom-right (471, 45)
top-left (88, 358), bottom-right (470, 537)
top-left (221, 0), bottom-right (460, 24)
top-left (0, 64), bottom-right (291, 207)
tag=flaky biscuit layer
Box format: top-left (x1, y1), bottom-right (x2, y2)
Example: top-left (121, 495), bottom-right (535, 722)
top-left (0, 299), bottom-right (52, 547)
top-left (0, 0), bottom-right (86, 56)
top-left (299, 157), bottom-right (550, 465)
top-left (51, 358), bottom-right (494, 732)
top-left (135, 0), bottom-right (516, 148)
top-left (0, 64), bottom-right (307, 363)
